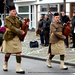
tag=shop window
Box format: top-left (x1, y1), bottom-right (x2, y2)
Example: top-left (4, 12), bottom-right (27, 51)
top-left (40, 5), bottom-right (47, 12)
top-left (18, 14), bottom-right (29, 21)
top-left (31, 5), bottom-right (34, 13)
top-left (19, 6), bottom-right (29, 13)
top-left (31, 22), bottom-right (35, 28)
top-left (49, 4), bottom-right (58, 12)
top-left (60, 4), bottom-right (64, 12)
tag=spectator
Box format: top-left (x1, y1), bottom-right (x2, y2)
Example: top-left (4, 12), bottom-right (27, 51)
top-left (38, 15), bottom-right (44, 45)
top-left (70, 11), bottom-right (75, 48)
top-left (43, 14), bottom-right (51, 46)
top-left (60, 11), bottom-right (70, 48)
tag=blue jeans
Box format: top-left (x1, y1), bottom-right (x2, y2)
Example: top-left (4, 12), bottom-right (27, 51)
top-left (65, 37), bottom-right (68, 46)
top-left (40, 35), bottom-right (44, 44)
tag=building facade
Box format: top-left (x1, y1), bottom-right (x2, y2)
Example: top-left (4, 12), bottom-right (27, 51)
top-left (1, 0), bottom-right (75, 29)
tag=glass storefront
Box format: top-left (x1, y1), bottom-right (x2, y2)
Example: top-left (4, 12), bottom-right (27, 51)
top-left (40, 5), bottom-right (47, 12)
top-left (18, 14), bottom-right (29, 21)
top-left (60, 4), bottom-right (64, 12)
top-left (38, 4), bottom-right (58, 21)
top-left (18, 5), bottom-right (35, 29)
top-left (31, 5), bottom-right (35, 28)
top-left (60, 3), bottom-right (69, 18)
top-left (18, 6), bottom-right (29, 21)
top-left (19, 6), bottom-right (29, 13)
top-left (49, 4), bottom-right (58, 12)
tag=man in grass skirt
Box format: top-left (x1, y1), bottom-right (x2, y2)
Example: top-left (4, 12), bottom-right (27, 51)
top-left (0, 5), bottom-right (29, 74)
top-left (46, 12), bottom-right (68, 70)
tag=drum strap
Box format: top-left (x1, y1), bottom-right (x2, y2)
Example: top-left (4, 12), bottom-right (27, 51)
top-left (6, 28), bottom-right (11, 31)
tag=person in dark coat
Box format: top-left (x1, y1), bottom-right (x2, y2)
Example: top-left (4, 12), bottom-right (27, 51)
top-left (70, 11), bottom-right (75, 48)
top-left (0, 18), bottom-right (2, 46)
top-left (60, 11), bottom-right (70, 48)
top-left (38, 15), bottom-right (44, 45)
top-left (43, 14), bottom-right (51, 46)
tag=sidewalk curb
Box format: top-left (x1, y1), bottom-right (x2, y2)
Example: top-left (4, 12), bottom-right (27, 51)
top-left (21, 55), bottom-right (75, 66)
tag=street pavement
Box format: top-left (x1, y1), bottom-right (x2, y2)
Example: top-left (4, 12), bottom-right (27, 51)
top-left (0, 53), bottom-right (75, 75)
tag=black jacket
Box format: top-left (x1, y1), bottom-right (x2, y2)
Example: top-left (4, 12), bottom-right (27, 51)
top-left (0, 20), bottom-right (2, 27)
top-left (38, 19), bottom-right (43, 35)
top-left (60, 15), bottom-right (69, 23)
top-left (71, 16), bottom-right (75, 33)
top-left (43, 18), bottom-right (51, 31)
top-left (38, 19), bottom-right (43, 28)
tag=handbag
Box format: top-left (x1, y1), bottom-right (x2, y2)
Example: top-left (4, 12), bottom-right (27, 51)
top-left (30, 41), bottom-right (39, 48)
top-left (36, 29), bottom-right (39, 34)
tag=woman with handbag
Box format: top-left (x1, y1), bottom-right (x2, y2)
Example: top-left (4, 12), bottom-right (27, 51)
top-left (38, 15), bottom-right (44, 45)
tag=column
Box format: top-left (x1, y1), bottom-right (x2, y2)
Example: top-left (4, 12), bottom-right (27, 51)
top-left (35, 5), bottom-right (38, 35)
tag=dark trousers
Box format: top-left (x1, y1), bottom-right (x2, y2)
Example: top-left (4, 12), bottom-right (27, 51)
top-left (49, 54), bottom-right (64, 61)
top-left (44, 30), bottom-right (49, 45)
top-left (65, 37), bottom-right (68, 46)
top-left (73, 33), bottom-right (75, 47)
top-left (40, 34), bottom-right (44, 44)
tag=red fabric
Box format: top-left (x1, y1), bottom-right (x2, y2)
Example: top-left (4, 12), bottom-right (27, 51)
top-left (49, 55), bottom-right (52, 58)
top-left (55, 12), bottom-right (57, 13)
top-left (20, 58), bottom-right (22, 61)
top-left (0, 27), bottom-right (6, 33)
top-left (14, 22), bottom-right (15, 23)
top-left (11, 5), bottom-right (13, 7)
top-left (4, 57), bottom-right (7, 61)
top-left (64, 56), bottom-right (66, 57)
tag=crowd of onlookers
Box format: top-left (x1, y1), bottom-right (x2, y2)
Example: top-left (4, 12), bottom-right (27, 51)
top-left (37, 11), bottom-right (75, 48)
